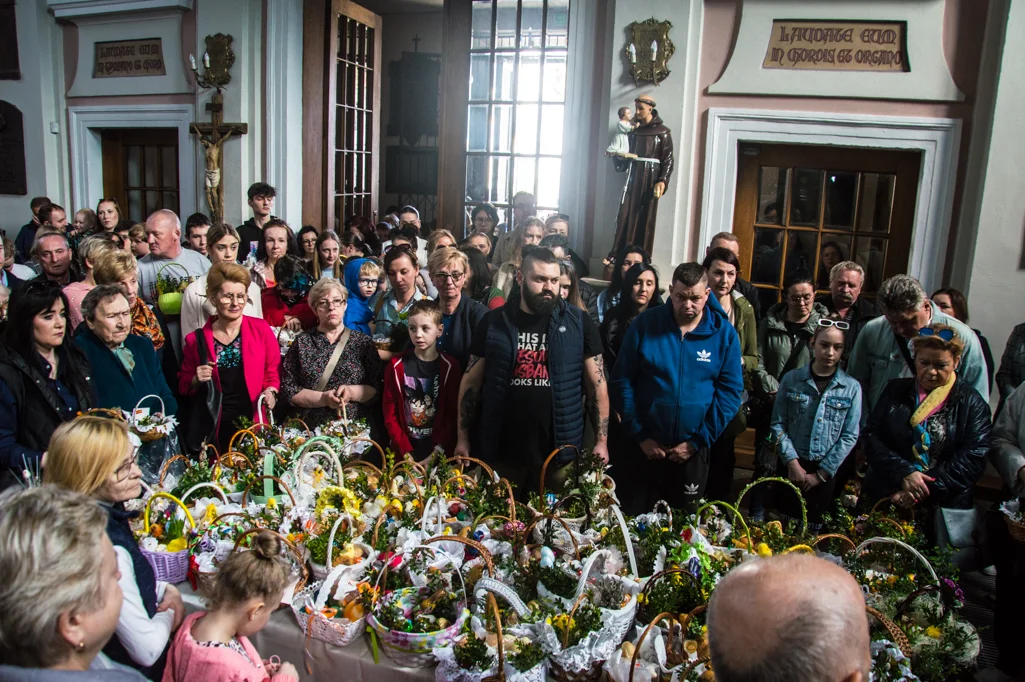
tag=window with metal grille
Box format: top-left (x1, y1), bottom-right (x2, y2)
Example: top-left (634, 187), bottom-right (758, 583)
top-left (464, 0), bottom-right (570, 229)
top-left (333, 11), bottom-right (377, 230)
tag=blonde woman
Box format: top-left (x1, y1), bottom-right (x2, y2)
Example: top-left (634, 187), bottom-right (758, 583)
top-left (492, 217), bottom-right (544, 297)
top-left (0, 486), bottom-right (141, 679)
top-left (44, 416), bottom-right (186, 678)
top-left (427, 228), bottom-right (456, 254)
top-left (93, 249), bottom-right (165, 353)
top-left (312, 230), bottom-right (344, 280)
top-left (63, 233), bottom-right (121, 330)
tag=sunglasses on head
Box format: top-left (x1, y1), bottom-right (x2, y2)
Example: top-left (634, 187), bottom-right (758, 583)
top-left (818, 319), bottom-right (850, 331)
top-left (919, 327), bottom-right (955, 342)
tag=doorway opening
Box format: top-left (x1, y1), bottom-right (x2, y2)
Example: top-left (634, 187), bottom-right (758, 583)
top-left (101, 128), bottom-right (180, 223)
top-left (733, 143), bottom-right (922, 312)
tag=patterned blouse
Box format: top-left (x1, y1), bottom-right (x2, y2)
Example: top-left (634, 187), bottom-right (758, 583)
top-left (280, 327), bottom-right (383, 426)
top-left (131, 298), bottom-right (165, 350)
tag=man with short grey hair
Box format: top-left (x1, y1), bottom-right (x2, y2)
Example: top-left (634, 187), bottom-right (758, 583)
top-left (706, 232), bottom-right (761, 320)
top-left (816, 261), bottom-right (878, 368)
top-left (136, 209), bottom-right (210, 361)
top-left (848, 274), bottom-right (988, 418)
top-left (708, 553), bottom-right (871, 682)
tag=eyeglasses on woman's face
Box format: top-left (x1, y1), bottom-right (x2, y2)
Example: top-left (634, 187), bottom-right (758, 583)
top-left (114, 445), bottom-right (140, 482)
top-left (218, 293), bottom-right (248, 304)
top-left (316, 297), bottom-right (346, 310)
top-left (433, 271), bottom-right (465, 283)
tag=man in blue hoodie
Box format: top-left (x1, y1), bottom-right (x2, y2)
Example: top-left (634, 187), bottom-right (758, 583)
top-left (611, 262), bottom-right (744, 513)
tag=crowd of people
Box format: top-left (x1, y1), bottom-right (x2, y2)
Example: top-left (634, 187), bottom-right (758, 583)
top-left (2, 185), bottom-right (1025, 680)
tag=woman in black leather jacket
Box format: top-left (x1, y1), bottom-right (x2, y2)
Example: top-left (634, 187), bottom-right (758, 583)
top-left (863, 324), bottom-right (991, 511)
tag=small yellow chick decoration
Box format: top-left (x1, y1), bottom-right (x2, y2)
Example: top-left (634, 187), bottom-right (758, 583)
top-left (202, 503), bottom-right (218, 526)
top-left (266, 496), bottom-right (278, 510)
top-left (166, 538), bottom-right (188, 553)
top-left (755, 542), bottom-right (773, 558)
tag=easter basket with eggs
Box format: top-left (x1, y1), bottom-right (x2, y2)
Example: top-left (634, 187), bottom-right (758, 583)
top-left (137, 492), bottom-right (197, 584)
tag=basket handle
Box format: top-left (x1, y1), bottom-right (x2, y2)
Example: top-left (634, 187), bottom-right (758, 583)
top-left (550, 493), bottom-right (592, 533)
top-left (866, 606), bottom-right (912, 658)
top-left (473, 577), bottom-right (531, 618)
top-left (228, 428), bottom-right (262, 455)
top-left (638, 568), bottom-right (702, 611)
top-left (629, 611), bottom-right (675, 682)
top-left (694, 500), bottom-right (752, 552)
top-left (895, 584), bottom-right (944, 621)
top-left (255, 392), bottom-right (275, 427)
top-left (520, 513), bottom-right (582, 562)
top-left (294, 438), bottom-right (344, 488)
top-left (144, 492), bottom-right (197, 534)
top-left (538, 444), bottom-right (579, 501)
top-left (607, 504), bottom-right (638, 577)
top-left (735, 476), bottom-right (808, 536)
top-left (156, 260), bottom-right (191, 281)
top-left (180, 482), bottom-right (229, 505)
top-left (856, 533), bottom-right (938, 582)
top-left (158, 454), bottom-right (190, 488)
top-left (132, 393), bottom-right (166, 421)
top-left (574, 548), bottom-right (614, 598)
top-left (811, 533), bottom-right (857, 553)
top-left (313, 542), bottom-right (376, 611)
top-left (420, 495), bottom-right (448, 537)
top-left (241, 475), bottom-right (298, 508)
top-left (652, 500), bottom-right (674, 531)
top-left (81, 407), bottom-right (127, 421)
top-left (368, 543), bottom-right (470, 608)
top-left (324, 513), bottom-right (355, 571)
top-left (338, 437), bottom-right (387, 467)
top-left (443, 455), bottom-right (499, 483)
top-left (424, 534), bottom-right (495, 577)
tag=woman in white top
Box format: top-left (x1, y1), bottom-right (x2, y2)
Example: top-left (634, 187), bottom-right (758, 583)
top-left (44, 416), bottom-right (185, 680)
top-left (180, 224), bottom-right (262, 342)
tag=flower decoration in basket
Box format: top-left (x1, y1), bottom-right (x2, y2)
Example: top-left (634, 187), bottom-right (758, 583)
top-left (124, 395), bottom-right (178, 443)
top-left (999, 498), bottom-right (1025, 542)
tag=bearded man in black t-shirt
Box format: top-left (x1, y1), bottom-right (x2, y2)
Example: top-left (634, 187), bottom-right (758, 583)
top-left (454, 247), bottom-right (609, 495)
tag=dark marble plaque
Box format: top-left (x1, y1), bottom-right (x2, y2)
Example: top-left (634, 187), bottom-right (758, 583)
top-left (0, 101), bottom-right (27, 195)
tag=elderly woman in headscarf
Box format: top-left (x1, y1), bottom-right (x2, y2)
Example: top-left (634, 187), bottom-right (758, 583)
top-left (342, 257), bottom-right (380, 335)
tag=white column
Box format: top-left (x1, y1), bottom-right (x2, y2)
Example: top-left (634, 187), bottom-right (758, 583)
top-left (961, 0), bottom-right (1025, 400)
top-left (264, 0), bottom-right (304, 230)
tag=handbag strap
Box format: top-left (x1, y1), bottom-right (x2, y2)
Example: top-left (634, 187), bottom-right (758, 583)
top-left (894, 328), bottom-right (917, 375)
top-left (315, 329), bottom-right (350, 392)
top-left (778, 335), bottom-right (809, 381)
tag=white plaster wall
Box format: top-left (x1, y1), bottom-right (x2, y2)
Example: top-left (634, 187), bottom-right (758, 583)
top-left (194, 0), bottom-right (263, 228)
top-left (590, 0), bottom-right (702, 277)
top-left (1, 0), bottom-right (68, 236)
top-left (964, 1), bottom-right (1025, 394)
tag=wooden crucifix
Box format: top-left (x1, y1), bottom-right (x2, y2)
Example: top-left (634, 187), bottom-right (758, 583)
top-left (190, 89), bottom-right (248, 225)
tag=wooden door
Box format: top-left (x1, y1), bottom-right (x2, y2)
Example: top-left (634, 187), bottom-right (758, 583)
top-left (101, 128), bottom-right (180, 223)
top-left (733, 143), bottom-right (922, 313)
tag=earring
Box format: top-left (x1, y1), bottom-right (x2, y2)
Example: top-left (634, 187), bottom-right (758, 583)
top-left (77, 641), bottom-right (86, 652)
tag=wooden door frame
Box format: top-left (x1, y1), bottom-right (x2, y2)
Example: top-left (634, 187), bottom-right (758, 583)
top-left (302, 0), bottom-right (383, 230)
top-left (436, 0), bottom-right (472, 233)
top-left (700, 108), bottom-right (961, 294)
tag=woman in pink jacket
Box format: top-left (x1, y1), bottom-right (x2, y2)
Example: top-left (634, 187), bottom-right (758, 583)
top-left (178, 262), bottom-right (280, 452)
top-left (163, 531), bottom-right (299, 682)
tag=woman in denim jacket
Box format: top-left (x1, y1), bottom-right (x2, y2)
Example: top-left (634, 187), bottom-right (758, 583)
top-left (770, 321), bottom-right (862, 528)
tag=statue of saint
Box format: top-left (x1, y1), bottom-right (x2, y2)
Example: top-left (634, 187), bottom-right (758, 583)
top-left (609, 94), bottom-right (674, 257)
top-left (191, 124), bottom-right (237, 224)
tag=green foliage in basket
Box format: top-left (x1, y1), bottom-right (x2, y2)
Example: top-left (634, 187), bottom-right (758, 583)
top-left (169, 460), bottom-right (217, 501)
top-left (637, 569), bottom-right (704, 625)
top-left (508, 639), bottom-right (546, 673)
top-left (538, 564), bottom-right (577, 600)
top-left (463, 478), bottom-right (512, 521)
top-left (376, 569), bottom-right (461, 634)
top-left (549, 601), bottom-right (602, 649)
top-left (345, 470), bottom-right (376, 502)
top-left (453, 634), bottom-right (495, 672)
top-left (498, 555), bottom-right (539, 603)
top-left (665, 545), bottom-right (730, 601)
top-left (156, 269), bottom-right (191, 295)
top-left (306, 518), bottom-right (353, 566)
top-left (588, 575), bottom-right (628, 610)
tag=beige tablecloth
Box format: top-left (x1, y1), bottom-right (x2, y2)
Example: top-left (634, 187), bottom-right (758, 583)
top-left (180, 583), bottom-right (434, 682)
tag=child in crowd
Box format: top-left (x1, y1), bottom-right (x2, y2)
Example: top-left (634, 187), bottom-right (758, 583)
top-left (383, 299), bottom-right (462, 459)
top-left (163, 531), bottom-right (299, 682)
top-left (343, 257), bottom-right (380, 334)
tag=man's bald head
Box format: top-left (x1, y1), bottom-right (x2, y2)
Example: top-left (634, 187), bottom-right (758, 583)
top-left (707, 554), bottom-right (870, 682)
top-left (145, 209), bottom-right (183, 258)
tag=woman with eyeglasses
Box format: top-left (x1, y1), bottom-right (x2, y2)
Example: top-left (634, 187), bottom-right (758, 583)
top-left (297, 224), bottom-right (319, 266)
top-left (701, 247), bottom-right (759, 500)
top-left (181, 224), bottom-right (263, 341)
top-left (470, 203), bottom-right (499, 243)
top-left (749, 271), bottom-right (828, 521)
top-left (863, 324), bottom-right (991, 545)
top-left (428, 247), bottom-right (487, 370)
top-left (180, 263), bottom-right (281, 453)
top-left (0, 283), bottom-right (93, 490)
top-left (770, 321), bottom-right (861, 529)
top-left (280, 278), bottom-right (383, 428)
top-left (43, 416), bottom-right (185, 679)
top-left (93, 249), bottom-right (166, 354)
top-left (932, 287), bottom-right (995, 394)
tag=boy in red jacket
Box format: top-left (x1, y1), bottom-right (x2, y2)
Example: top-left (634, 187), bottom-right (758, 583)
top-left (383, 299), bottom-right (462, 458)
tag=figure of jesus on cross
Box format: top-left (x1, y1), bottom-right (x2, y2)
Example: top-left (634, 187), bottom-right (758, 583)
top-left (190, 88), bottom-right (247, 225)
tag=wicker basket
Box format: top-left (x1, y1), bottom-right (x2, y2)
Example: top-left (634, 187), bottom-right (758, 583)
top-left (130, 394), bottom-right (173, 442)
top-left (155, 261), bottom-right (191, 316)
top-left (1004, 513), bottom-right (1025, 543)
top-left (140, 492), bottom-right (196, 584)
top-left (308, 514), bottom-right (375, 581)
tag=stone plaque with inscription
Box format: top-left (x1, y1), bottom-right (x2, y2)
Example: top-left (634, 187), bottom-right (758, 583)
top-left (0, 101), bottom-right (27, 195)
top-left (763, 21), bottom-right (907, 72)
top-left (93, 38), bottom-right (166, 78)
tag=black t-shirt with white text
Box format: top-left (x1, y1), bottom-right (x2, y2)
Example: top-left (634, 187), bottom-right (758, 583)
top-left (402, 353), bottom-right (440, 459)
top-left (470, 306), bottom-right (601, 465)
